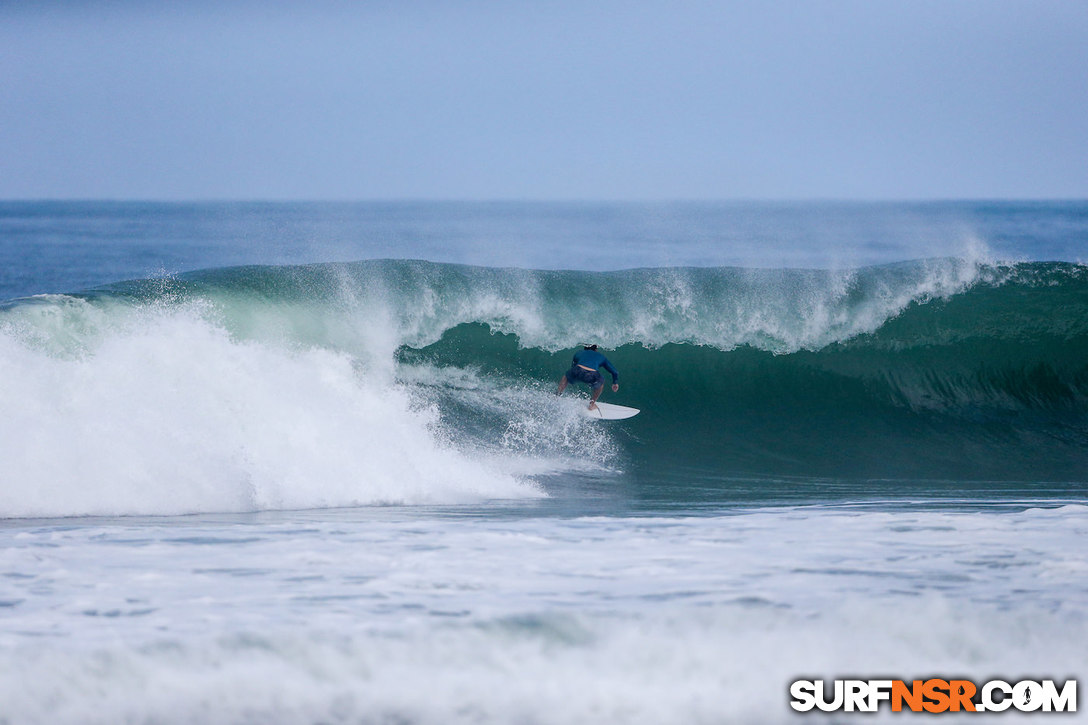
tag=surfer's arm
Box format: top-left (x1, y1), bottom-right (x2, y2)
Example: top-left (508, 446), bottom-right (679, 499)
top-left (601, 358), bottom-right (619, 384)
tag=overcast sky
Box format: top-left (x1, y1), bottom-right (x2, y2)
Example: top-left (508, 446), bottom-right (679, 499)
top-left (2, 1), bottom-right (1085, 200)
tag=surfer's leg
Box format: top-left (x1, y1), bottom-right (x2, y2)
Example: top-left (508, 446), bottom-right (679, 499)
top-left (557, 374), bottom-right (569, 395)
top-left (589, 382), bottom-right (604, 409)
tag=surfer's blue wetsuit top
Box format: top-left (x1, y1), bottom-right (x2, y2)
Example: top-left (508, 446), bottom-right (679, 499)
top-left (572, 348), bottom-right (619, 384)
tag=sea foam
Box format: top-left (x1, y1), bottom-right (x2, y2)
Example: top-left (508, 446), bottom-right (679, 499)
top-left (1, 505), bottom-right (1084, 724)
top-left (0, 298), bottom-right (540, 518)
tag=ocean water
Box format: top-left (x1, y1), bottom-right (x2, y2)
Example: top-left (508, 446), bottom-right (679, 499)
top-left (0, 201), bottom-right (1086, 723)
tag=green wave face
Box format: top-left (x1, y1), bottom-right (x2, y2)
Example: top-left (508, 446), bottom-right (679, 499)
top-left (4, 259), bottom-right (1087, 506)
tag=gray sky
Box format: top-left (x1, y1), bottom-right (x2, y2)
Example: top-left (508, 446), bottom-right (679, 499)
top-left (2, 1), bottom-right (1086, 200)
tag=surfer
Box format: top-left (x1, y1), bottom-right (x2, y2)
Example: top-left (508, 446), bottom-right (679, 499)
top-left (556, 344), bottom-right (619, 410)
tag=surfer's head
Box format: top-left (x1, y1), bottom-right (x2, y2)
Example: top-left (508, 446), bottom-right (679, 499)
top-left (583, 344), bottom-right (598, 351)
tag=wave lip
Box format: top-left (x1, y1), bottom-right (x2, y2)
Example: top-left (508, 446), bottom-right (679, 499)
top-left (73, 254), bottom-right (1002, 354)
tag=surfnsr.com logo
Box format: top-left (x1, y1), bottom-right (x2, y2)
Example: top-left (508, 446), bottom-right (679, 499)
top-left (790, 679), bottom-right (1077, 713)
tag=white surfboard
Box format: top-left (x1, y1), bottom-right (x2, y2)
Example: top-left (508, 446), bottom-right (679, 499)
top-left (582, 402), bottom-right (640, 420)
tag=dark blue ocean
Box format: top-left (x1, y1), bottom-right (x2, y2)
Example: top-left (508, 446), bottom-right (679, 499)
top-left (0, 201), bottom-right (1085, 723)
